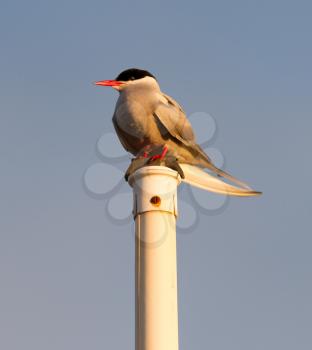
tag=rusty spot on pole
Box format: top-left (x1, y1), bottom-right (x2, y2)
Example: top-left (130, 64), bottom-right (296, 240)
top-left (150, 195), bottom-right (161, 207)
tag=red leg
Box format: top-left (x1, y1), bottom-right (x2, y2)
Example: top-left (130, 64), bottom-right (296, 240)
top-left (160, 146), bottom-right (168, 159)
top-left (138, 145), bottom-right (152, 158)
top-left (150, 146), bottom-right (168, 161)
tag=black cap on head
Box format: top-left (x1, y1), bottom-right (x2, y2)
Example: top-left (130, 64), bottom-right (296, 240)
top-left (115, 68), bottom-right (156, 82)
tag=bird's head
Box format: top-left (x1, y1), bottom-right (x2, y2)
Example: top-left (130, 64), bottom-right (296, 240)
top-left (95, 68), bottom-right (158, 92)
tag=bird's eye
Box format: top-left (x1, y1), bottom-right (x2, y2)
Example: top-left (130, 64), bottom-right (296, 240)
top-left (130, 77), bottom-right (135, 80)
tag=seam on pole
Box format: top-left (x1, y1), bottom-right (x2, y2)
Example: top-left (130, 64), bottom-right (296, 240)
top-left (133, 209), bottom-right (178, 220)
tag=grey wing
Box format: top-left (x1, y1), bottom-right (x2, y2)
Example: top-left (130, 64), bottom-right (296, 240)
top-left (153, 93), bottom-right (212, 162)
top-left (154, 93), bottom-right (196, 143)
top-left (154, 93), bottom-right (252, 190)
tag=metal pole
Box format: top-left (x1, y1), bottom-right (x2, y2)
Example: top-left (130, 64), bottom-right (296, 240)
top-left (129, 166), bottom-right (181, 350)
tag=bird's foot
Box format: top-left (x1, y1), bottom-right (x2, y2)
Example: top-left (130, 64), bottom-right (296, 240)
top-left (136, 145), bottom-right (152, 159)
top-left (124, 157), bottom-right (149, 181)
top-left (124, 146), bottom-right (185, 181)
top-left (149, 146), bottom-right (168, 161)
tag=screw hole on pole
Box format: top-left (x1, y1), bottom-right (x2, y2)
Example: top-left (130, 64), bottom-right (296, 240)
top-left (150, 196), bottom-right (161, 207)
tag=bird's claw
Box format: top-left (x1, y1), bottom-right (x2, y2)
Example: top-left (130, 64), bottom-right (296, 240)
top-left (124, 157), bottom-right (148, 181)
top-left (124, 148), bottom-right (184, 181)
top-left (148, 146), bottom-right (168, 161)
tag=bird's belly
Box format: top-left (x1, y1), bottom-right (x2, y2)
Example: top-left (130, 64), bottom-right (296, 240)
top-left (113, 111), bottom-right (165, 155)
top-left (113, 113), bottom-right (197, 162)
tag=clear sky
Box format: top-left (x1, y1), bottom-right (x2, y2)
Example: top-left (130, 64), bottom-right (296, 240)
top-left (1, 1), bottom-right (312, 349)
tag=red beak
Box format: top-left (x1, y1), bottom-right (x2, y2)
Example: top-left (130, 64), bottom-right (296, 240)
top-left (95, 80), bottom-right (124, 87)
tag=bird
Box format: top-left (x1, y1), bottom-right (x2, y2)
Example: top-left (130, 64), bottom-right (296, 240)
top-left (95, 68), bottom-right (261, 197)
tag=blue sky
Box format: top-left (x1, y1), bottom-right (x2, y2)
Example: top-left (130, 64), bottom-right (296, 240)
top-left (1, 1), bottom-right (312, 349)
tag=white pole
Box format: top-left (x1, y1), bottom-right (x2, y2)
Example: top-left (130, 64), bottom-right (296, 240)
top-left (129, 166), bottom-right (181, 350)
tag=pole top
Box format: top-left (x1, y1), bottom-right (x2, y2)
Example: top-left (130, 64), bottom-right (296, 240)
top-left (128, 166), bottom-right (181, 218)
top-left (128, 165), bottom-right (181, 187)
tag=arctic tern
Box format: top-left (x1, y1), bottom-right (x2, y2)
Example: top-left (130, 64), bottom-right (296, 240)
top-left (95, 68), bottom-right (261, 197)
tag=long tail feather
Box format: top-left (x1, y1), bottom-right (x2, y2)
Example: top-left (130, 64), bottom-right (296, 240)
top-left (180, 164), bottom-right (261, 197)
top-left (203, 162), bottom-right (253, 190)
top-left (193, 144), bottom-right (253, 190)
